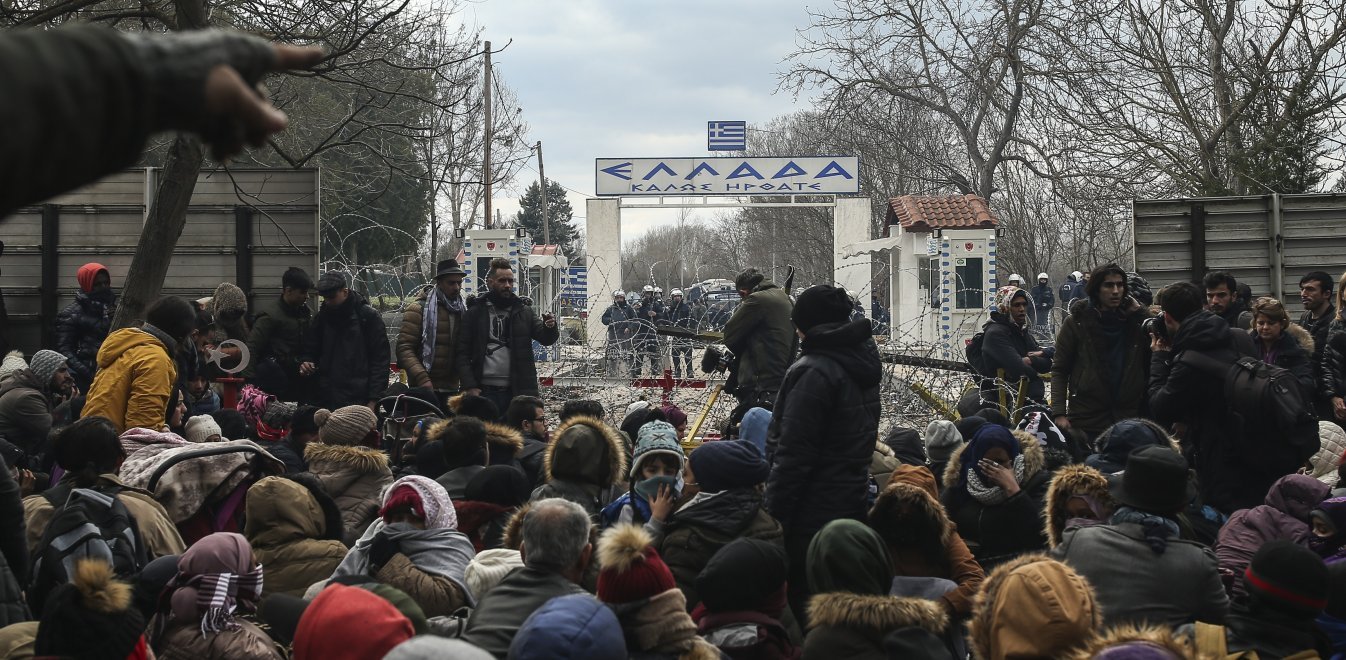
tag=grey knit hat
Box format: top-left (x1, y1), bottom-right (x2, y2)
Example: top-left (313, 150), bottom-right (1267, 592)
top-left (210, 282), bottom-right (248, 319)
top-left (0, 351), bottom-right (25, 381)
top-left (924, 419), bottom-right (964, 463)
top-left (262, 400), bottom-right (298, 429)
top-left (317, 405), bottom-right (377, 446)
top-left (630, 421), bottom-right (684, 478)
top-left (29, 349), bottom-right (68, 387)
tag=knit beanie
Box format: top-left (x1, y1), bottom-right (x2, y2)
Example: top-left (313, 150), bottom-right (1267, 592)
top-left (925, 419), bottom-right (963, 463)
top-left (697, 538), bottom-right (788, 614)
top-left (791, 285), bottom-right (853, 333)
top-left (954, 416), bottom-right (987, 444)
top-left (209, 282), bottom-right (248, 320)
top-left (261, 400), bottom-right (297, 430)
top-left (0, 350), bottom-right (26, 381)
top-left (689, 440), bottom-right (768, 492)
top-left (630, 421), bottom-right (684, 478)
top-left (292, 584), bottom-right (415, 660)
top-left (661, 405), bottom-right (687, 429)
top-left (387, 636), bottom-right (494, 660)
top-left (291, 406), bottom-right (321, 437)
top-left (1243, 540), bottom-right (1329, 617)
top-left (596, 525), bottom-right (677, 605)
top-left (29, 349), bottom-right (67, 386)
top-left (35, 560), bottom-right (147, 660)
top-left (380, 475), bottom-right (457, 530)
top-left (464, 548), bottom-right (524, 601)
top-left (509, 594), bottom-right (628, 660)
top-left (316, 405), bottom-right (377, 446)
top-left (995, 285), bottom-right (1027, 316)
top-left (184, 414), bottom-right (223, 443)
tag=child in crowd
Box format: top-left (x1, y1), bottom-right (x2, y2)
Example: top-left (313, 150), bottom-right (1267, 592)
top-left (600, 421), bottom-right (684, 536)
top-left (1310, 497), bottom-right (1346, 564)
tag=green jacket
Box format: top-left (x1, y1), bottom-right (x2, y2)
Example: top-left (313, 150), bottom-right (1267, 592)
top-left (1050, 298), bottom-right (1152, 437)
top-left (245, 295), bottom-right (312, 378)
top-left (722, 282), bottom-right (796, 394)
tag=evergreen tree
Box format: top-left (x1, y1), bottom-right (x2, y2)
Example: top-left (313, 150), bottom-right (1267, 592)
top-left (514, 179), bottom-right (578, 255)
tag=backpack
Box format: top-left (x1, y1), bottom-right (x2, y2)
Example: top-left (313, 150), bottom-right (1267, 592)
top-left (1193, 621), bottom-right (1319, 659)
top-left (27, 483), bottom-right (148, 613)
top-left (965, 332), bottom-right (988, 376)
top-left (1176, 350), bottom-right (1318, 468)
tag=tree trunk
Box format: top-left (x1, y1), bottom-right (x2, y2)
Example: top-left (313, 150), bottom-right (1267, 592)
top-left (111, 135), bottom-right (204, 330)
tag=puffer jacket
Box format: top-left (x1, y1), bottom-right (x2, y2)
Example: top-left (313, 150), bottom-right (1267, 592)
top-left (455, 294), bottom-right (559, 396)
top-left (301, 292), bottom-right (390, 409)
top-left (156, 620), bottom-right (281, 660)
top-left (304, 443), bottom-right (394, 546)
top-left (1310, 420), bottom-right (1346, 487)
top-left (244, 475), bottom-right (347, 597)
top-left (55, 291), bottom-right (114, 390)
top-left (1043, 464), bottom-right (1115, 549)
top-left (1050, 298), bottom-right (1151, 437)
top-left (765, 319), bottom-right (881, 539)
top-left (1324, 318), bottom-right (1346, 408)
top-left (395, 289), bottom-right (462, 392)
top-left (1251, 322), bottom-right (1316, 398)
top-left (531, 415), bottom-right (626, 518)
top-left (722, 282), bottom-right (796, 396)
top-left (82, 327), bottom-right (178, 433)
top-left (979, 310), bottom-right (1050, 405)
top-left (1214, 473), bottom-right (1329, 597)
top-left (940, 431), bottom-right (1050, 570)
top-left (802, 592), bottom-right (949, 660)
top-left (658, 487), bottom-right (784, 611)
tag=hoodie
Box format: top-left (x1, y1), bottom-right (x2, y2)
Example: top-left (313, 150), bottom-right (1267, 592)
top-left (968, 554), bottom-right (1100, 660)
top-left (531, 416), bottom-right (627, 517)
top-left (83, 327), bottom-right (178, 433)
top-left (1216, 474), bottom-right (1330, 597)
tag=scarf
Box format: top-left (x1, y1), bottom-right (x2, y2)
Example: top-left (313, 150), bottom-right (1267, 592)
top-left (964, 454), bottom-right (1026, 506)
top-left (188, 568), bottom-right (264, 634)
top-left (420, 289), bottom-right (464, 369)
top-left (1111, 506), bottom-right (1180, 555)
top-left (236, 385), bottom-right (273, 431)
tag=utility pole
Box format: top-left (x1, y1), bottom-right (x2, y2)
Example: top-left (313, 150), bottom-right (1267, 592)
top-left (482, 40), bottom-right (493, 229)
top-left (537, 141), bottom-right (549, 247)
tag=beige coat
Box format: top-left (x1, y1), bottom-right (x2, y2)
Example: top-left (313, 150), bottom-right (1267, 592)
top-left (304, 443), bottom-right (394, 546)
top-left (396, 291), bottom-right (461, 391)
top-left (23, 474), bottom-right (185, 560)
top-left (244, 477), bottom-right (347, 598)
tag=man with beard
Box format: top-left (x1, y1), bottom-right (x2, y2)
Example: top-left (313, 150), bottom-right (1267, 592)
top-left (246, 266), bottom-right (314, 401)
top-left (55, 263), bottom-right (116, 393)
top-left (300, 271), bottom-right (390, 410)
top-left (457, 258), bottom-right (559, 415)
top-left (1204, 271), bottom-right (1252, 330)
top-left (397, 258), bottom-right (468, 402)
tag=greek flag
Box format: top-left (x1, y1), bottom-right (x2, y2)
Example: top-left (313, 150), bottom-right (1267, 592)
top-left (707, 121), bottom-right (746, 151)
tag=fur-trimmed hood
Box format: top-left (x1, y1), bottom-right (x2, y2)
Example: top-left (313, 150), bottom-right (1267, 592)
top-left (807, 592), bottom-right (948, 636)
top-left (544, 415), bottom-right (626, 487)
top-left (423, 417), bottom-right (524, 465)
top-left (500, 500), bottom-right (531, 550)
top-left (1064, 623), bottom-right (1195, 659)
top-left (1253, 321), bottom-right (1315, 356)
top-left (942, 428), bottom-right (1046, 491)
top-left (484, 422), bottom-right (524, 456)
top-left (870, 476), bottom-right (954, 547)
top-left (1044, 465), bottom-right (1114, 548)
top-left (969, 553), bottom-right (1100, 660)
top-left (304, 442), bottom-right (391, 475)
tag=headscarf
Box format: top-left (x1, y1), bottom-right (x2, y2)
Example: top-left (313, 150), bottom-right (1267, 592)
top-left (953, 425), bottom-right (1025, 507)
top-left (995, 285), bottom-right (1027, 317)
top-left (236, 384), bottom-right (274, 432)
top-left (380, 475), bottom-right (457, 530)
top-left (166, 533), bottom-right (263, 635)
top-left (806, 519), bottom-right (893, 596)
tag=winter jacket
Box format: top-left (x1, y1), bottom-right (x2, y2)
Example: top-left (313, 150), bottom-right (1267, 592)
top-left (663, 301), bottom-right (694, 330)
top-left (765, 319), bottom-right (881, 539)
top-left (244, 475), bottom-right (347, 597)
top-left (1149, 310), bottom-right (1262, 514)
top-left (531, 415), bottom-right (626, 518)
top-left (82, 327), bottom-right (178, 433)
top-left (1300, 305), bottom-right (1336, 401)
top-left (1214, 474), bottom-right (1329, 597)
top-left (463, 566), bottom-right (587, 658)
top-left (693, 608), bottom-right (799, 660)
top-left (395, 290), bottom-right (462, 392)
top-left (244, 294), bottom-right (311, 389)
top-left (979, 310), bottom-right (1050, 405)
top-left (1324, 318), bottom-right (1346, 406)
top-left (23, 473), bottom-right (186, 559)
top-left (371, 551), bottom-right (471, 618)
top-left (602, 302), bottom-right (638, 343)
top-left (968, 553), bottom-right (1102, 660)
top-left (940, 432), bottom-right (1050, 569)
top-left (455, 294), bottom-right (559, 396)
top-left (1052, 521), bottom-right (1229, 628)
top-left (802, 592), bottom-right (950, 660)
top-left (632, 297), bottom-right (664, 345)
top-left (54, 291), bottom-right (114, 390)
top-left (517, 429), bottom-right (548, 488)
top-left (0, 370), bottom-right (55, 455)
top-left (1050, 299), bottom-right (1151, 438)
top-left (659, 487), bottom-right (784, 611)
top-left (1310, 421), bottom-right (1346, 487)
top-left (723, 282), bottom-right (796, 396)
top-left (302, 293), bottom-right (390, 409)
top-left (0, 462), bottom-right (28, 627)
top-left (1029, 283), bottom-right (1055, 323)
top-left (1251, 322), bottom-right (1316, 398)
top-left (304, 443), bottom-right (394, 546)
top-left (156, 620), bottom-right (281, 660)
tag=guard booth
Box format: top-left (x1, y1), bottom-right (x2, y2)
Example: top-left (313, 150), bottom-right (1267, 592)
top-left (839, 194), bottom-right (1000, 357)
top-left (459, 228), bottom-right (527, 295)
top-left (524, 244), bottom-right (568, 313)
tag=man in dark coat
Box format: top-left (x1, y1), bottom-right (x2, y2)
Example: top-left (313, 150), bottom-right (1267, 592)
top-left (300, 271), bottom-right (390, 410)
top-left (246, 266), bottom-right (313, 401)
top-left (980, 286), bottom-right (1051, 408)
top-left (1051, 264), bottom-right (1151, 442)
top-left (1149, 281), bottom-right (1260, 514)
top-left (1030, 273), bottom-right (1054, 329)
top-left (631, 286), bottom-right (664, 377)
top-left (1298, 271), bottom-right (1337, 424)
top-left (456, 258), bottom-right (559, 415)
top-left (0, 350), bottom-right (71, 488)
top-left (1204, 271), bottom-right (1252, 331)
top-left (722, 268), bottom-right (796, 422)
top-left (600, 290), bottom-right (636, 377)
top-left (764, 284), bottom-right (881, 626)
top-left (662, 288), bottom-right (695, 378)
top-left (55, 263), bottom-right (116, 393)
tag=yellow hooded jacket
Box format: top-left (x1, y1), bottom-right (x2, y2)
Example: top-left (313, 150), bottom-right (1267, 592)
top-left (82, 327), bottom-right (177, 432)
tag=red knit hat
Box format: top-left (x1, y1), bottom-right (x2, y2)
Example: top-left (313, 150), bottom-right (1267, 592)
top-left (379, 484), bottom-right (425, 523)
top-left (596, 525), bottom-right (676, 604)
top-left (292, 584), bottom-right (414, 660)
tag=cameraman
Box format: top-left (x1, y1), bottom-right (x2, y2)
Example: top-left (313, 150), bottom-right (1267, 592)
top-left (1148, 281), bottom-right (1258, 514)
top-left (722, 268), bottom-right (795, 423)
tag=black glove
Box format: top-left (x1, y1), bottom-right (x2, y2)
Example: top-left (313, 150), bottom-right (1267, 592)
top-left (368, 533), bottom-right (401, 574)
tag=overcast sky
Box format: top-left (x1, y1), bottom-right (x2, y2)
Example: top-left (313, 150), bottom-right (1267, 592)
top-left (466, 0), bottom-right (820, 245)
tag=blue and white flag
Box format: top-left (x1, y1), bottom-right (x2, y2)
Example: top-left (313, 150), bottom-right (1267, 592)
top-left (707, 120), bottom-right (746, 151)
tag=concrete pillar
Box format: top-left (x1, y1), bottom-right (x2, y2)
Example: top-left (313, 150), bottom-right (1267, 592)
top-left (586, 198), bottom-right (622, 349)
top-left (833, 197), bottom-right (872, 296)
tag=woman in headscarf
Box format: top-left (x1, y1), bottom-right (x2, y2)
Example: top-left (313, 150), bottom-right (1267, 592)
top-left (151, 532), bottom-right (279, 660)
top-left (940, 425), bottom-right (1050, 570)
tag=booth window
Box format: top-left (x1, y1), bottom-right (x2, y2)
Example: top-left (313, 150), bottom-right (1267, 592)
top-left (955, 258), bottom-right (984, 309)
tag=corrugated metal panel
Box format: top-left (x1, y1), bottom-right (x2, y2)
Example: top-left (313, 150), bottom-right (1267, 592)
top-left (1278, 195), bottom-right (1346, 301)
top-left (0, 168), bottom-right (319, 354)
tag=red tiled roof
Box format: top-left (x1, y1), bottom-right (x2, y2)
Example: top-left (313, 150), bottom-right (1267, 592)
top-left (885, 194), bottom-right (999, 233)
top-left (529, 245), bottom-right (560, 256)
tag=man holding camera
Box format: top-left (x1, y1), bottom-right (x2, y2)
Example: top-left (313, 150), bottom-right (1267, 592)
top-left (1050, 264), bottom-right (1152, 443)
top-left (1147, 281), bottom-right (1258, 514)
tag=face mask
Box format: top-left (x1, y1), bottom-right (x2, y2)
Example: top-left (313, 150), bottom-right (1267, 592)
top-left (634, 474), bottom-right (681, 501)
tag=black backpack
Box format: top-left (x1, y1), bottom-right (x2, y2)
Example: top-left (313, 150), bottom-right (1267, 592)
top-left (965, 332), bottom-right (988, 376)
top-left (1176, 350), bottom-right (1318, 468)
top-left (28, 483), bottom-right (148, 613)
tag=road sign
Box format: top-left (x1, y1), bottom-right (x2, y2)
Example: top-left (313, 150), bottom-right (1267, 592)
top-left (595, 157), bottom-right (860, 196)
top-left (708, 121), bottom-right (746, 151)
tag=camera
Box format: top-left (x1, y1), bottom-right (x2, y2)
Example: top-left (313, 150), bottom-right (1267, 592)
top-left (1142, 315), bottom-right (1167, 339)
